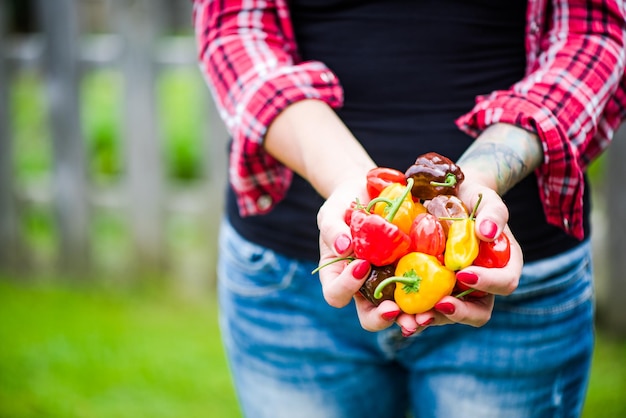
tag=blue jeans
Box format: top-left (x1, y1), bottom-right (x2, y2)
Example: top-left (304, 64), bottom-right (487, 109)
top-left (217, 219), bottom-right (595, 418)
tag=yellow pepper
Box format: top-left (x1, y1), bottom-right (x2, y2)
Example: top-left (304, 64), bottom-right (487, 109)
top-left (371, 182), bottom-right (426, 235)
top-left (373, 252), bottom-right (456, 314)
top-left (443, 194), bottom-right (482, 271)
top-left (444, 217), bottom-right (479, 271)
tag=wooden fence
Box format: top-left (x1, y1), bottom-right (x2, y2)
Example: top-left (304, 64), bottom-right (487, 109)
top-left (0, 0), bottom-right (625, 335)
top-left (0, 0), bottom-right (228, 291)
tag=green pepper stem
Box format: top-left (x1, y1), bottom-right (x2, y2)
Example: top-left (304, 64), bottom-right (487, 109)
top-left (386, 178), bottom-right (414, 222)
top-left (311, 257), bottom-right (355, 275)
top-left (373, 275), bottom-right (419, 299)
top-left (429, 173), bottom-right (457, 188)
top-left (469, 193), bottom-right (483, 220)
top-left (454, 288), bottom-right (476, 298)
top-left (365, 197), bottom-right (394, 213)
top-left (365, 178), bottom-right (414, 223)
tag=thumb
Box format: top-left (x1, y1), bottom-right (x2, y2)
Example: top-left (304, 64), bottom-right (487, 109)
top-left (460, 186), bottom-right (509, 242)
top-left (317, 179), bottom-right (368, 257)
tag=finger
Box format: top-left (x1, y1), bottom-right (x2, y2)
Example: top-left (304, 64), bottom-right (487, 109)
top-left (317, 179), bottom-right (369, 257)
top-left (455, 226), bottom-right (523, 296)
top-left (433, 294), bottom-right (496, 327)
top-left (460, 187), bottom-right (509, 242)
top-left (413, 311), bottom-right (436, 327)
top-left (318, 258), bottom-right (370, 308)
top-left (395, 313), bottom-right (423, 337)
top-left (354, 297), bottom-right (399, 332)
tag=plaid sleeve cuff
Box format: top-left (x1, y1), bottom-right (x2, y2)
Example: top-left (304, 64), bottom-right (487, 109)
top-left (456, 92), bottom-right (585, 239)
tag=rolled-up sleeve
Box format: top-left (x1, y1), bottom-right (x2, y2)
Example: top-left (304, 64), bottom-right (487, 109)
top-left (193, 0), bottom-right (343, 216)
top-left (456, 0), bottom-right (626, 240)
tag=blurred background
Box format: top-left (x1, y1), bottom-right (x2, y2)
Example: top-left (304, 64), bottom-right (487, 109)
top-left (0, 0), bottom-right (624, 417)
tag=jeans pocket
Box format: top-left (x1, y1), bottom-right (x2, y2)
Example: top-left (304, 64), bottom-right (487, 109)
top-left (495, 242), bottom-right (594, 316)
top-left (217, 220), bottom-right (297, 297)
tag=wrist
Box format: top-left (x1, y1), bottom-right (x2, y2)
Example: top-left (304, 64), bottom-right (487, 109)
top-left (457, 123), bottom-right (543, 196)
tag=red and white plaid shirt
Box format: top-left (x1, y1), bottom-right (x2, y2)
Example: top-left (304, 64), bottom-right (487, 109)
top-left (193, 0), bottom-right (626, 240)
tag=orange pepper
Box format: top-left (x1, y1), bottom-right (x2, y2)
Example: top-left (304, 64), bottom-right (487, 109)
top-left (371, 183), bottom-right (426, 235)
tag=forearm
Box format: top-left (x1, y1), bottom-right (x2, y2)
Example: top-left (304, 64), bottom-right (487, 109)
top-left (457, 123), bottom-right (543, 196)
top-left (264, 99), bottom-right (376, 199)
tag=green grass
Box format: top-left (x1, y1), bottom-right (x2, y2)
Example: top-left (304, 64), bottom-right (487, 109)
top-left (0, 279), bottom-right (241, 418)
top-left (0, 279), bottom-right (624, 418)
top-left (585, 332), bottom-right (626, 417)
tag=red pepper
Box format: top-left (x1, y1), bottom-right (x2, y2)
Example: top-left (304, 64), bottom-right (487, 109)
top-left (344, 200), bottom-right (367, 226)
top-left (350, 178), bottom-right (415, 266)
top-left (350, 211), bottom-right (411, 266)
top-left (472, 233), bottom-right (511, 268)
top-left (366, 167), bottom-right (407, 199)
top-left (409, 213), bottom-right (446, 258)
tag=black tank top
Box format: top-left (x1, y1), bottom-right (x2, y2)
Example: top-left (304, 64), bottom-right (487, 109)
top-left (227, 0), bottom-right (590, 262)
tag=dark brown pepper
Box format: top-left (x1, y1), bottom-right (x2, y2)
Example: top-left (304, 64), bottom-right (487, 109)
top-left (404, 152), bottom-right (465, 200)
top-left (359, 264), bottom-right (396, 306)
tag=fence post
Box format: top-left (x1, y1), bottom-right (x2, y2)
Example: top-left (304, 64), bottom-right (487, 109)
top-left (0, 1), bottom-right (21, 273)
top-left (37, 0), bottom-right (90, 275)
top-left (115, 0), bottom-right (165, 274)
top-left (605, 124), bottom-right (626, 336)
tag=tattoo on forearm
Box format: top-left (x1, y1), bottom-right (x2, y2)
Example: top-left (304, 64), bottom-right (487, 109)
top-left (457, 125), bottom-right (543, 195)
top-left (459, 143), bottom-right (528, 193)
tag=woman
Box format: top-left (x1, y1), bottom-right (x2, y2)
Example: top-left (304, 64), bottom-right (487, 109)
top-left (193, 1), bottom-right (626, 417)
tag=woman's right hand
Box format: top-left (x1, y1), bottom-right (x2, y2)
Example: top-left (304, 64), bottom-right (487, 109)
top-left (316, 177), bottom-right (407, 331)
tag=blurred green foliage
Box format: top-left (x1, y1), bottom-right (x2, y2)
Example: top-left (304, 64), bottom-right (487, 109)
top-left (11, 66), bottom-right (207, 185)
top-left (81, 69), bottom-right (123, 182)
top-left (11, 70), bottom-right (52, 184)
top-left (157, 67), bottom-right (207, 181)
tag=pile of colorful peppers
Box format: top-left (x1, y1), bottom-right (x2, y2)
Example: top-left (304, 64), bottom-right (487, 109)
top-left (343, 152), bottom-right (511, 315)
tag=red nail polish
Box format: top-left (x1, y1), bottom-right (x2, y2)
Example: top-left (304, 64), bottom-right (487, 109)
top-left (334, 234), bottom-right (351, 254)
top-left (418, 318), bottom-right (434, 327)
top-left (401, 327), bottom-right (416, 337)
top-left (434, 302), bottom-right (455, 315)
top-left (456, 271), bottom-right (478, 285)
top-left (479, 220), bottom-right (498, 240)
top-left (352, 260), bottom-right (370, 280)
top-left (381, 310), bottom-right (400, 321)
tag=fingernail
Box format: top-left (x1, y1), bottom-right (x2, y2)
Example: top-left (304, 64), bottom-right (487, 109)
top-left (434, 302), bottom-right (455, 315)
top-left (456, 271), bottom-right (478, 285)
top-left (401, 327), bottom-right (416, 337)
top-left (479, 220), bottom-right (498, 239)
top-left (418, 318), bottom-right (434, 327)
top-left (334, 234), bottom-right (351, 254)
top-left (381, 310), bottom-right (401, 321)
top-left (352, 260), bottom-right (370, 280)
